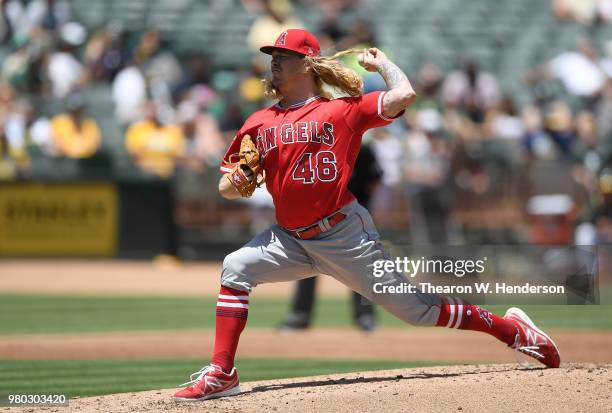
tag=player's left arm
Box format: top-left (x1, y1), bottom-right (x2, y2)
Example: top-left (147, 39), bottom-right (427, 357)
top-left (359, 48), bottom-right (417, 118)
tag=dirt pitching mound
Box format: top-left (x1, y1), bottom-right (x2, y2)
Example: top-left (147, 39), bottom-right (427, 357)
top-left (48, 364), bottom-right (610, 413)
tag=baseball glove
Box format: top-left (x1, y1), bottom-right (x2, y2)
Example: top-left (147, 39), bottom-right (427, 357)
top-left (225, 134), bottom-right (265, 198)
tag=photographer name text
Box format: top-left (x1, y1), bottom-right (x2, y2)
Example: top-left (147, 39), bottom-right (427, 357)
top-left (373, 282), bottom-right (566, 295)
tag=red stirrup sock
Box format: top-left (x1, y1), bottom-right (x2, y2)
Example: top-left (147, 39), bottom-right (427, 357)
top-left (211, 285), bottom-right (249, 373)
top-left (436, 297), bottom-right (517, 345)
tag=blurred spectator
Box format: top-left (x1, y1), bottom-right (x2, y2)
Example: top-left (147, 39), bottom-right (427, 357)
top-left (524, 101), bottom-right (576, 160)
top-left (172, 53), bottom-right (213, 102)
top-left (112, 63), bottom-right (147, 125)
top-left (29, 115), bottom-right (54, 154)
top-left (450, 136), bottom-right (491, 196)
top-left (598, 0), bottom-right (612, 22)
top-left (1, 97), bottom-right (34, 176)
top-left (3, 98), bottom-right (33, 156)
top-left (552, 0), bottom-right (612, 24)
top-left (415, 63), bottom-right (443, 104)
top-left (543, 101), bottom-right (576, 157)
top-left (83, 22), bottom-right (129, 82)
top-left (175, 99), bottom-right (224, 170)
top-left (238, 63), bottom-right (267, 109)
top-left (83, 27), bottom-right (108, 79)
top-left (601, 40), bottom-right (612, 78)
top-left (39, 0), bottom-right (70, 31)
top-left (442, 60), bottom-right (500, 123)
top-left (24, 25), bottom-right (54, 91)
top-left (46, 21), bottom-right (87, 98)
top-left (2, 25), bottom-right (52, 93)
top-left (1, 0), bottom-right (12, 44)
top-left (50, 93), bottom-right (101, 159)
top-left (572, 110), bottom-right (601, 186)
top-left (2, 21), bottom-right (51, 93)
top-left (527, 39), bottom-right (605, 106)
top-left (0, 118), bottom-right (18, 180)
top-left (522, 105), bottom-right (555, 160)
top-left (1, 39), bottom-right (31, 89)
top-left (596, 80), bottom-right (612, 148)
top-left (0, 79), bottom-right (14, 107)
top-left (2, 0), bottom-right (69, 41)
top-left (443, 107), bottom-right (480, 143)
top-left (125, 101), bottom-right (185, 178)
top-left (553, 0), bottom-right (598, 24)
top-left (370, 127), bottom-right (404, 227)
top-left (134, 28), bottom-right (182, 98)
top-left (404, 109), bottom-right (452, 243)
top-left (247, 0), bottom-right (303, 53)
top-left (523, 110), bottom-right (583, 250)
top-left (173, 100), bottom-right (224, 231)
top-left (239, 75), bottom-right (265, 106)
top-left (484, 95), bottom-right (524, 140)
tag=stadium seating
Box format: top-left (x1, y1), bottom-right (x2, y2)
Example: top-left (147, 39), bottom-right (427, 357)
top-left (2, 0), bottom-right (611, 180)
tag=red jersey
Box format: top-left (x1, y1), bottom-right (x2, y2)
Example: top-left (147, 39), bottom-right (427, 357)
top-left (220, 91), bottom-right (401, 229)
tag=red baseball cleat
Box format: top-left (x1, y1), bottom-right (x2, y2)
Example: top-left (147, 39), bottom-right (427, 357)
top-left (174, 364), bottom-right (240, 401)
top-left (504, 307), bottom-right (561, 368)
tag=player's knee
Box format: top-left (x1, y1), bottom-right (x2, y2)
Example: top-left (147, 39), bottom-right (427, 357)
top-left (220, 251), bottom-right (254, 291)
top-left (222, 251), bottom-right (245, 277)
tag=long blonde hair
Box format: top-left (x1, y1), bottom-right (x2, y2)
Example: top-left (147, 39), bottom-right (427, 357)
top-left (263, 49), bottom-right (363, 100)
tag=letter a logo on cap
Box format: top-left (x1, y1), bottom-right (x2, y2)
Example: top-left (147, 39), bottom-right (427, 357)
top-left (260, 29), bottom-right (320, 56)
top-left (276, 31), bottom-right (288, 46)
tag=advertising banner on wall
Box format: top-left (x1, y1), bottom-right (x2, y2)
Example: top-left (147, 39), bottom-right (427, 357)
top-left (0, 183), bottom-right (118, 256)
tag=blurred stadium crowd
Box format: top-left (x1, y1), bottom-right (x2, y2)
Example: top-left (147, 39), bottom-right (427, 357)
top-left (2, 0), bottom-right (612, 247)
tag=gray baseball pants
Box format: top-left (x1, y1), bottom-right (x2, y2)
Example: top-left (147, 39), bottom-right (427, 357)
top-left (220, 199), bottom-right (442, 326)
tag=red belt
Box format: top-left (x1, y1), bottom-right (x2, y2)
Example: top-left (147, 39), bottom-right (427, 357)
top-left (286, 211), bottom-right (347, 240)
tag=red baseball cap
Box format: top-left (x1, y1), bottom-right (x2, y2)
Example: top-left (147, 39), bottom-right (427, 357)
top-left (260, 29), bottom-right (320, 57)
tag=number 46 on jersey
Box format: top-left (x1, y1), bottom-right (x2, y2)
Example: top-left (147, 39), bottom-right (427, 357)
top-left (292, 151), bottom-right (338, 184)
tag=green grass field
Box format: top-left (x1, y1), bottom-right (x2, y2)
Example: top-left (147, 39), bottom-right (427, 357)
top-left (0, 293), bottom-right (609, 399)
top-left (0, 294), bottom-right (610, 335)
top-left (0, 358), bottom-right (444, 398)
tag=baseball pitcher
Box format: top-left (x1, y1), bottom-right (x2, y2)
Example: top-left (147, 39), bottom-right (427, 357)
top-left (175, 29), bottom-right (560, 402)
